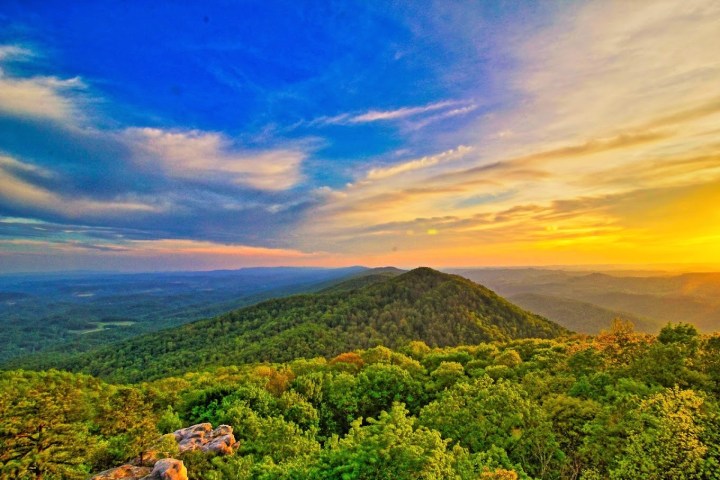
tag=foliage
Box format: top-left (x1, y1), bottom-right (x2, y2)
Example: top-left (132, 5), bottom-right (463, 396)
top-left (18, 268), bottom-right (566, 382)
top-left (303, 404), bottom-right (461, 479)
top-left (0, 370), bottom-right (158, 479)
top-left (3, 316), bottom-right (720, 479)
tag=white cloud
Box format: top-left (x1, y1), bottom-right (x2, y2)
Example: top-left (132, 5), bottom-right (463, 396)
top-left (0, 73), bottom-right (84, 121)
top-left (407, 104), bottom-right (478, 130)
top-left (0, 45), bottom-right (31, 61)
top-left (500, 0), bottom-right (720, 145)
top-left (348, 100), bottom-right (461, 123)
top-left (0, 45), bottom-right (85, 121)
top-left (309, 99), bottom-right (474, 127)
top-left (124, 128), bottom-right (306, 191)
top-left (366, 146), bottom-right (473, 181)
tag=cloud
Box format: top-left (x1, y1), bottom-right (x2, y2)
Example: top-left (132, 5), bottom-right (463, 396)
top-left (124, 239), bottom-right (315, 258)
top-left (4, 3), bottom-right (720, 270)
top-left (0, 45), bottom-right (31, 61)
top-left (0, 226), bottom-right (341, 272)
top-left (428, 130), bottom-right (670, 187)
top-left (365, 146), bottom-right (472, 181)
top-left (0, 74), bottom-right (85, 121)
top-left (0, 116), bottom-right (316, 247)
top-left (0, 154), bottom-right (53, 178)
top-left (298, 0), bottom-right (720, 267)
top-left (348, 100), bottom-right (461, 123)
top-left (299, 179), bottom-right (720, 267)
top-left (496, 0), bottom-right (720, 144)
top-left (407, 104), bottom-right (479, 130)
top-left (308, 99), bottom-right (475, 128)
top-left (0, 156), bottom-right (161, 217)
top-left (124, 128), bottom-right (306, 191)
top-left (0, 45), bottom-right (86, 121)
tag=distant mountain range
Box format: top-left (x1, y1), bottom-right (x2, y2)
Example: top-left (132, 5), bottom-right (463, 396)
top-left (8, 267), bottom-right (567, 382)
top-left (450, 268), bottom-right (720, 333)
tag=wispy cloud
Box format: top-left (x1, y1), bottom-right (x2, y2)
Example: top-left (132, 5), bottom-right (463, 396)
top-left (0, 45), bottom-right (86, 122)
top-left (0, 45), bottom-right (31, 61)
top-left (0, 44), bottom-right (321, 254)
top-left (407, 104), bottom-right (479, 130)
top-left (299, 0), bottom-right (720, 266)
top-left (307, 99), bottom-right (476, 128)
top-left (347, 100), bottom-right (461, 123)
top-left (365, 146), bottom-right (473, 181)
top-left (0, 235), bottom-right (340, 272)
top-left (0, 154), bottom-right (53, 178)
top-left (124, 128), bottom-right (307, 191)
top-left (0, 74), bottom-right (85, 121)
top-left (3, 2), bottom-right (720, 270)
top-left (0, 155), bottom-right (161, 217)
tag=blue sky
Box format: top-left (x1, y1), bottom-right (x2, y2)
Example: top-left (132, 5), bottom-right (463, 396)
top-left (1, 1), bottom-right (720, 271)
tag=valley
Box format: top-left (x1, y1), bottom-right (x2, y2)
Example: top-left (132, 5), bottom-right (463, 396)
top-left (0, 267), bottom-right (365, 363)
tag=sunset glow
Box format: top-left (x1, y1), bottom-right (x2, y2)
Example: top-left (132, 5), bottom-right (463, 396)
top-left (1, 1), bottom-right (719, 271)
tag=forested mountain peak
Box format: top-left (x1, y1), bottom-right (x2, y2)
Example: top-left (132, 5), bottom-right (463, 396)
top-left (317, 267), bottom-right (405, 294)
top-left (11, 267), bottom-right (568, 382)
top-left (391, 267), bottom-right (484, 291)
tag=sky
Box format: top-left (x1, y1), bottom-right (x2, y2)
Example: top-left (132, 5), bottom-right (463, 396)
top-left (1, 0), bottom-right (720, 272)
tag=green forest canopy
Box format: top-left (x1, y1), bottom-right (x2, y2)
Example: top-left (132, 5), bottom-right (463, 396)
top-left (2, 321), bottom-right (720, 479)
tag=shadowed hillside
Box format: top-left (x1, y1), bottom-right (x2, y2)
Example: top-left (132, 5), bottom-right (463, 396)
top-left (509, 292), bottom-right (660, 334)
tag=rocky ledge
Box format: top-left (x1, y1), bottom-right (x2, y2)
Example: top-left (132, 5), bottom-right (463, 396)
top-left (91, 423), bottom-right (237, 480)
top-left (91, 459), bottom-right (185, 480)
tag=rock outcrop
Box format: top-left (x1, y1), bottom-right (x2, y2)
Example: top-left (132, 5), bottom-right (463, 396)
top-left (90, 423), bottom-right (235, 479)
top-left (90, 459), bottom-right (187, 480)
top-left (91, 464), bottom-right (153, 480)
top-left (173, 423), bottom-right (238, 455)
top-left (148, 458), bottom-right (188, 480)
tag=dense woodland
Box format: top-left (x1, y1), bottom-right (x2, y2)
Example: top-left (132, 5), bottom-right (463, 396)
top-left (2, 269), bottom-right (719, 479)
top-left (2, 321), bottom-right (720, 479)
top-left (8, 268), bottom-right (565, 382)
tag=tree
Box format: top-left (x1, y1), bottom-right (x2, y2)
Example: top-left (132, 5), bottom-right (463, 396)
top-left (1, 371), bottom-right (108, 478)
top-left (495, 350), bottom-right (522, 368)
top-left (593, 318), bottom-right (650, 367)
top-left (234, 407), bottom-right (320, 463)
top-left (658, 323), bottom-right (700, 351)
top-left (355, 364), bottom-right (424, 420)
top-left (610, 387), bottom-right (708, 479)
top-left (419, 376), bottom-right (562, 478)
top-left (544, 394), bottom-right (601, 479)
top-left (307, 404), bottom-right (460, 479)
top-left (329, 352), bottom-right (365, 373)
top-left (95, 386), bottom-right (159, 467)
top-left (430, 362), bottom-right (466, 390)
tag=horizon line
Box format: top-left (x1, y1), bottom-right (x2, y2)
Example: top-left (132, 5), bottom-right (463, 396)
top-left (3, 262), bottom-right (720, 277)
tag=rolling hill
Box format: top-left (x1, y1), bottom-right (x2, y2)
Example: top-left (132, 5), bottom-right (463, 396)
top-left (450, 268), bottom-right (720, 333)
top-left (13, 267), bottom-right (567, 382)
top-left (508, 292), bottom-right (660, 334)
